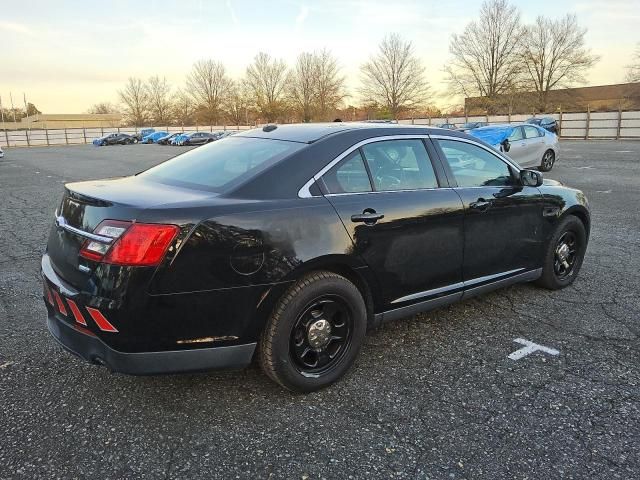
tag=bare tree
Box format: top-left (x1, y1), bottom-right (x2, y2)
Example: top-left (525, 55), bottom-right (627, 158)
top-left (359, 33), bottom-right (429, 119)
top-left (521, 14), bottom-right (599, 111)
top-left (186, 60), bottom-right (232, 125)
top-left (146, 76), bottom-right (172, 125)
top-left (288, 52), bottom-right (317, 122)
top-left (87, 102), bottom-right (119, 114)
top-left (226, 80), bottom-right (252, 126)
top-left (444, 0), bottom-right (522, 105)
top-left (118, 77), bottom-right (149, 126)
top-left (172, 89), bottom-right (196, 127)
top-left (626, 43), bottom-right (640, 83)
top-left (245, 52), bottom-right (289, 122)
top-left (314, 49), bottom-right (347, 120)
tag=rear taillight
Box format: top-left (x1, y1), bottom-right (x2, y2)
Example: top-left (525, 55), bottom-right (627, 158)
top-left (80, 220), bottom-right (179, 266)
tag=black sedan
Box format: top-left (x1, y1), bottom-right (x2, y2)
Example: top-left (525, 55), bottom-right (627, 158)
top-left (526, 116), bottom-right (558, 134)
top-left (182, 131), bottom-right (221, 146)
top-left (92, 133), bottom-right (137, 146)
top-left (42, 123), bottom-right (590, 392)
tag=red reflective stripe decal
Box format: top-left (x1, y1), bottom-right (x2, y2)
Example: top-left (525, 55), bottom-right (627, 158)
top-left (43, 281), bottom-right (54, 306)
top-left (53, 291), bottom-right (68, 316)
top-left (65, 298), bottom-right (87, 326)
top-left (85, 307), bottom-right (118, 333)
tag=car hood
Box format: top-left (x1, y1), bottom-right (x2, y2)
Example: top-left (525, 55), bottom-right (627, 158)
top-left (542, 178), bottom-right (563, 186)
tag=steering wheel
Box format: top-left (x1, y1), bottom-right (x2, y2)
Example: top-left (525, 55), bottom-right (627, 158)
top-left (376, 174), bottom-right (402, 190)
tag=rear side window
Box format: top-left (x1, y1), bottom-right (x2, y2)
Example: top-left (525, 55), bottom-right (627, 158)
top-left (361, 139), bottom-right (438, 191)
top-left (139, 137), bottom-right (303, 192)
top-left (322, 150), bottom-right (372, 194)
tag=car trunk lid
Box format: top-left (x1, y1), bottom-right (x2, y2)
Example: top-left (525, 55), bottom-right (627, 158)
top-left (46, 176), bottom-right (215, 289)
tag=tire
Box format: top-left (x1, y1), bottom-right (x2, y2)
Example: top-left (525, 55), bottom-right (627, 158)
top-left (540, 149), bottom-right (555, 172)
top-left (536, 215), bottom-right (587, 290)
top-left (259, 271), bottom-right (367, 393)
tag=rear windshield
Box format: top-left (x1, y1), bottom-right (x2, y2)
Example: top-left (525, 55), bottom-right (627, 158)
top-left (139, 137), bottom-right (303, 192)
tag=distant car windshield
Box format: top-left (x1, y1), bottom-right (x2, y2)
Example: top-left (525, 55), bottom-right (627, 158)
top-left (139, 137), bottom-right (304, 192)
top-left (461, 123), bottom-right (479, 128)
top-left (527, 118), bottom-right (542, 125)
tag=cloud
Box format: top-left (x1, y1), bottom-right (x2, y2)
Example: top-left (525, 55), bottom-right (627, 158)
top-left (0, 21), bottom-right (33, 35)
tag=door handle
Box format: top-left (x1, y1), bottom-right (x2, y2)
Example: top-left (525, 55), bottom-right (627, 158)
top-left (470, 198), bottom-right (491, 212)
top-left (351, 209), bottom-right (384, 225)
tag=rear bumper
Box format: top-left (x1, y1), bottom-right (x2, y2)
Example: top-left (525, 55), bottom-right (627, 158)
top-left (47, 314), bottom-right (256, 375)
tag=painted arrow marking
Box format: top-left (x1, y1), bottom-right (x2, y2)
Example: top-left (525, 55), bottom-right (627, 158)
top-left (508, 338), bottom-right (559, 361)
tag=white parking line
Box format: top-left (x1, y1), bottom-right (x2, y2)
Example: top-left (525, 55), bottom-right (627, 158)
top-left (508, 338), bottom-right (559, 360)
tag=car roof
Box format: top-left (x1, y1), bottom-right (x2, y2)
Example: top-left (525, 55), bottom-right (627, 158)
top-left (234, 122), bottom-right (444, 144)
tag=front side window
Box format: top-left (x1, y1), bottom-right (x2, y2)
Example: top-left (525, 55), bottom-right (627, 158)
top-left (361, 139), bottom-right (438, 191)
top-left (437, 139), bottom-right (513, 188)
top-left (140, 137), bottom-right (303, 192)
top-left (508, 127), bottom-right (524, 141)
top-left (523, 125), bottom-right (542, 138)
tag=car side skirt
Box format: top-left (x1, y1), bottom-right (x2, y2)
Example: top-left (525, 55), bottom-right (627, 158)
top-left (375, 268), bottom-right (542, 325)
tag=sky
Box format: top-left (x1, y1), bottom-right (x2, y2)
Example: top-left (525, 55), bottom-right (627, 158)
top-left (0, 0), bottom-right (638, 114)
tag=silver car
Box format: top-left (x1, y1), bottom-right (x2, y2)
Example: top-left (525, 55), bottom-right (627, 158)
top-left (469, 123), bottom-right (559, 171)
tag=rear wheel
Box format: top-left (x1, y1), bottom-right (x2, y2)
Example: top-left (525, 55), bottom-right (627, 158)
top-left (536, 215), bottom-right (587, 290)
top-left (259, 271), bottom-right (367, 392)
top-left (540, 149), bottom-right (555, 172)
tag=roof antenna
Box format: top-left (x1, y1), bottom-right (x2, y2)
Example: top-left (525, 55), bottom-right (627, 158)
top-left (262, 124), bottom-right (277, 132)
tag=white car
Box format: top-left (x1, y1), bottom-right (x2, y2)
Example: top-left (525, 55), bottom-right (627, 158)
top-left (469, 123), bottom-right (559, 171)
top-left (0, 146), bottom-right (4, 158)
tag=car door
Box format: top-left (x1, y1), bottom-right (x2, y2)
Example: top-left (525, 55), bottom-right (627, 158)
top-left (433, 137), bottom-right (544, 286)
top-left (505, 126), bottom-right (527, 164)
top-left (523, 125), bottom-right (546, 167)
top-left (320, 137), bottom-right (465, 310)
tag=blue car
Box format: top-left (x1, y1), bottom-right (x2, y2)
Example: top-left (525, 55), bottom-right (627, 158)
top-left (141, 131), bottom-right (169, 144)
top-left (170, 133), bottom-right (190, 146)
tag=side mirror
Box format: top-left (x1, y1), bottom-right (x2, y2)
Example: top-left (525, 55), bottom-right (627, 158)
top-left (501, 139), bottom-right (511, 152)
top-left (520, 169), bottom-right (543, 187)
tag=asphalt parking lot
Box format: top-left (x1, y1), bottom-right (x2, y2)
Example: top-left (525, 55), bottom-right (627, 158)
top-left (0, 140), bottom-right (639, 479)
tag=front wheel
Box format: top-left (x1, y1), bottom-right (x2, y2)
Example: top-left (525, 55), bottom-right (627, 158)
top-left (536, 215), bottom-right (587, 290)
top-left (540, 149), bottom-right (555, 172)
top-left (259, 271), bottom-right (367, 392)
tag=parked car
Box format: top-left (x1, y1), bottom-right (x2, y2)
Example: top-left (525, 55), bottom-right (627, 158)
top-left (42, 123), bottom-right (589, 392)
top-left (171, 133), bottom-right (190, 145)
top-left (141, 131), bottom-right (169, 144)
top-left (435, 123), bottom-right (457, 130)
top-left (468, 123), bottom-right (559, 171)
top-left (526, 116), bottom-right (558, 134)
top-left (134, 128), bottom-right (155, 142)
top-left (0, 146), bottom-right (4, 158)
top-left (181, 131), bottom-right (222, 146)
top-left (457, 121), bottom-right (488, 132)
top-left (92, 133), bottom-right (137, 146)
top-left (157, 132), bottom-right (183, 145)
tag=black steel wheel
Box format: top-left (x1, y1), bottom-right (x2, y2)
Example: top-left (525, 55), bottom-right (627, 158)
top-left (259, 271), bottom-right (367, 392)
top-left (540, 149), bottom-right (555, 172)
top-left (289, 296), bottom-right (353, 375)
top-left (536, 215), bottom-right (587, 290)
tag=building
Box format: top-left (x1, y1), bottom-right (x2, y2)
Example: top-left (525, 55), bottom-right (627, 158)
top-left (464, 82), bottom-right (640, 115)
top-left (0, 113), bottom-right (122, 130)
